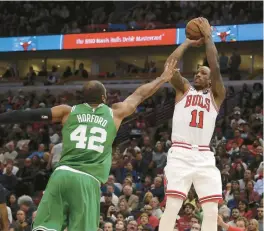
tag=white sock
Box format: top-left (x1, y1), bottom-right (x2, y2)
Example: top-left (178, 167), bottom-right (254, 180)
top-left (201, 202), bottom-right (218, 231)
top-left (159, 197), bottom-right (183, 231)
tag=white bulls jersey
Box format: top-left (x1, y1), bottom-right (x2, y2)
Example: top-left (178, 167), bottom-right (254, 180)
top-left (171, 87), bottom-right (218, 146)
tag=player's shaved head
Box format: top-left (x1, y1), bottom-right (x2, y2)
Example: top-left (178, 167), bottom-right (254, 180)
top-left (82, 80), bottom-right (107, 104)
top-left (194, 65), bottom-right (212, 90)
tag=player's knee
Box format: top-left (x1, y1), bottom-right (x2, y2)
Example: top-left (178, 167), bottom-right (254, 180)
top-left (201, 201), bottom-right (218, 216)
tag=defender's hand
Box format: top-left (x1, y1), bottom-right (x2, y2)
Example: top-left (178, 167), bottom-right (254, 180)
top-left (161, 59), bottom-right (179, 82)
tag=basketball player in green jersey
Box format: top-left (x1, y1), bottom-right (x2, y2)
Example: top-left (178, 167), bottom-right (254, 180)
top-left (0, 59), bottom-right (178, 231)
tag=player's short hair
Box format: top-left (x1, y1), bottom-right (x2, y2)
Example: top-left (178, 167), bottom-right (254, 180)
top-left (82, 80), bottom-right (106, 104)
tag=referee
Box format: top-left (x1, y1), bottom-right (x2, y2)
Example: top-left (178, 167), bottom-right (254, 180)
top-left (0, 184), bottom-right (8, 231)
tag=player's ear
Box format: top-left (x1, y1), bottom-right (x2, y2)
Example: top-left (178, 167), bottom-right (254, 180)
top-left (102, 94), bottom-right (106, 104)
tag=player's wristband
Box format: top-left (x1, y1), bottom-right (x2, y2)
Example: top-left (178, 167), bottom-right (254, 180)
top-left (0, 108), bottom-right (52, 124)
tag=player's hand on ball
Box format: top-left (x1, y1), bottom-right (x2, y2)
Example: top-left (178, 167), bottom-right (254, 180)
top-left (197, 17), bottom-right (212, 39)
top-left (185, 37), bottom-right (204, 47)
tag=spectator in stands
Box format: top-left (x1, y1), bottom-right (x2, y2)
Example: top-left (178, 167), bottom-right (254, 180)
top-left (100, 192), bottom-right (115, 218)
top-left (240, 180), bottom-right (260, 204)
top-left (0, 142), bottom-right (18, 164)
top-left (101, 175), bottom-right (121, 196)
top-left (138, 213), bottom-right (153, 230)
top-left (188, 216), bottom-right (201, 231)
top-left (17, 195), bottom-right (36, 225)
top-left (135, 114), bottom-right (147, 130)
top-left (248, 219), bottom-right (259, 231)
top-left (126, 220), bottom-right (138, 231)
top-left (254, 173), bottom-right (263, 196)
top-left (7, 193), bottom-right (18, 220)
top-left (247, 139), bottom-right (261, 156)
top-left (239, 170), bottom-right (254, 192)
top-left (119, 185), bottom-right (139, 212)
top-left (150, 176), bottom-right (164, 202)
top-left (121, 162), bottom-right (138, 183)
top-left (220, 52), bottom-right (229, 74)
top-left (150, 197), bottom-right (163, 219)
top-left (226, 129), bottom-right (244, 151)
top-left (149, 61), bottom-right (157, 73)
top-left (115, 220), bottom-right (125, 231)
top-left (75, 63), bottom-right (88, 78)
top-left (104, 221), bottom-right (114, 231)
top-left (184, 188), bottom-right (197, 208)
top-left (0, 163), bottom-right (17, 192)
top-left (24, 66), bottom-right (36, 86)
top-left (228, 207), bottom-right (240, 227)
top-left (45, 65), bottom-right (60, 85)
top-left (152, 141), bottom-right (167, 173)
top-left (16, 158), bottom-right (35, 196)
top-left (62, 66), bottom-right (73, 78)
top-left (177, 203), bottom-right (196, 231)
top-left (257, 207), bottom-right (263, 231)
top-left (13, 210), bottom-right (30, 231)
top-left (238, 200), bottom-right (253, 220)
top-left (229, 48), bottom-right (241, 80)
top-left (227, 190), bottom-right (241, 210)
top-left (100, 184), bottom-right (119, 207)
top-left (132, 151), bottom-right (149, 181)
top-left (231, 111), bottom-right (246, 127)
top-left (28, 143), bottom-right (45, 159)
top-left (38, 65), bottom-right (48, 77)
top-left (123, 138), bottom-right (141, 156)
top-left (138, 204), bottom-right (159, 229)
top-left (118, 200), bottom-right (131, 218)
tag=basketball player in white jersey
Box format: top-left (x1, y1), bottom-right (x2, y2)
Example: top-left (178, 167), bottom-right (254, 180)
top-left (159, 18), bottom-right (226, 231)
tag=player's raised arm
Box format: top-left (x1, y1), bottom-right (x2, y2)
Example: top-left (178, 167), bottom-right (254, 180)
top-left (0, 105), bottom-right (71, 124)
top-left (112, 59), bottom-right (178, 129)
top-left (198, 17), bottom-right (226, 105)
top-left (165, 37), bottom-right (203, 92)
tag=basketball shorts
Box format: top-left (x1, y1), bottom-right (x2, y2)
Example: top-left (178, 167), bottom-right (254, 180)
top-left (32, 165), bottom-right (101, 231)
top-left (164, 146), bottom-right (222, 204)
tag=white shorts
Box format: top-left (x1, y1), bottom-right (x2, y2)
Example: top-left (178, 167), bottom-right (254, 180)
top-left (164, 146), bottom-right (222, 204)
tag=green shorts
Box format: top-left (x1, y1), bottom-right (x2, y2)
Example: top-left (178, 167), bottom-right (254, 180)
top-left (32, 166), bottom-right (101, 231)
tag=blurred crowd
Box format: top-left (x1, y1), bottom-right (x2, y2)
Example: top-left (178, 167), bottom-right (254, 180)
top-left (2, 58), bottom-right (158, 85)
top-left (0, 81), bottom-right (262, 231)
top-left (0, 1), bottom-right (262, 36)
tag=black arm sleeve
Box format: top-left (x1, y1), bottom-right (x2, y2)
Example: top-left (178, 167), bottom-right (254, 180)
top-left (0, 108), bottom-right (52, 124)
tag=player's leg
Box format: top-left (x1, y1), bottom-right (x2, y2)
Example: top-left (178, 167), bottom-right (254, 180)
top-left (192, 152), bottom-right (222, 231)
top-left (159, 149), bottom-right (193, 231)
top-left (66, 170), bottom-right (100, 231)
top-left (32, 170), bottom-right (68, 231)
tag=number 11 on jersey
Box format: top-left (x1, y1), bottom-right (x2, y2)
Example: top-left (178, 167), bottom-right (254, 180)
top-left (189, 110), bottom-right (204, 129)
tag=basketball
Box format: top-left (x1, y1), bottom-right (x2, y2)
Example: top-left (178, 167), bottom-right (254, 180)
top-left (185, 19), bottom-right (203, 40)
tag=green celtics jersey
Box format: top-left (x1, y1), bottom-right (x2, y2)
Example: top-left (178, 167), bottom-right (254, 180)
top-left (57, 103), bottom-right (117, 183)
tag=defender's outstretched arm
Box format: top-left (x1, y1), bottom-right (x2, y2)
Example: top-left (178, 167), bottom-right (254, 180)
top-left (0, 105), bottom-right (71, 124)
top-left (113, 59), bottom-right (178, 127)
